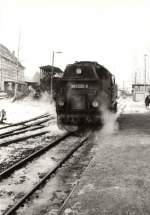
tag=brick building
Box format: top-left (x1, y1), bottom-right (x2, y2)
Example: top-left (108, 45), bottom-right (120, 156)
top-left (0, 43), bottom-right (25, 92)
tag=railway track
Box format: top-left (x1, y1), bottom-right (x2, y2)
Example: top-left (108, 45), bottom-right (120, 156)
top-left (0, 113), bottom-right (55, 147)
top-left (0, 132), bottom-right (71, 180)
top-left (0, 113), bottom-right (50, 130)
top-left (0, 131), bottom-right (91, 215)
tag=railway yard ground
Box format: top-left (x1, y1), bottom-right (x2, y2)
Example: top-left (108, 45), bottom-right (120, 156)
top-left (1, 95), bottom-right (150, 214)
top-left (60, 98), bottom-right (150, 215)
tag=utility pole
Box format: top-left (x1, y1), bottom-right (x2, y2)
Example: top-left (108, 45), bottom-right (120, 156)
top-left (0, 44), bottom-right (2, 90)
top-left (123, 80), bottom-right (125, 90)
top-left (144, 54), bottom-right (147, 94)
top-left (134, 72), bottom-right (137, 84)
top-left (50, 51), bottom-right (54, 96)
top-left (0, 56), bottom-right (2, 80)
top-left (50, 51), bottom-right (62, 97)
top-left (16, 31), bottom-right (21, 82)
top-left (0, 55), bottom-right (2, 90)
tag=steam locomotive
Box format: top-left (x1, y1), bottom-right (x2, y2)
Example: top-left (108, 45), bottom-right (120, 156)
top-left (56, 61), bottom-right (117, 130)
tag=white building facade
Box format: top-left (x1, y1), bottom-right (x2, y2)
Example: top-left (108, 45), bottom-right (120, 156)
top-left (0, 44), bottom-right (25, 91)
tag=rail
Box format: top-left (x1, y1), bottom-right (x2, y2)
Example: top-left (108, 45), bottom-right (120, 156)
top-left (0, 132), bottom-right (71, 180)
top-left (3, 135), bottom-right (88, 215)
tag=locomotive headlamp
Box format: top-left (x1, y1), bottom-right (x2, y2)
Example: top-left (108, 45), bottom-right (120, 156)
top-left (76, 68), bottom-right (82, 74)
top-left (58, 100), bottom-right (64, 106)
top-left (92, 100), bottom-right (99, 107)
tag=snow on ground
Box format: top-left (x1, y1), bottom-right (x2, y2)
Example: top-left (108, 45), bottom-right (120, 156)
top-left (118, 96), bottom-right (149, 114)
top-left (0, 96), bottom-right (56, 124)
top-left (0, 95), bottom-right (65, 166)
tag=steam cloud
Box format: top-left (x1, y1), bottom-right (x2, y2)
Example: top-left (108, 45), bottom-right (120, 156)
top-left (100, 105), bottom-right (119, 135)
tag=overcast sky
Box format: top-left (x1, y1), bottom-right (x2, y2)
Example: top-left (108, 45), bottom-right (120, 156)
top-left (0, 0), bottom-right (150, 87)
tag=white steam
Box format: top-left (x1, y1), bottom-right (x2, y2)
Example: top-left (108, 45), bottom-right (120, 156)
top-left (45, 124), bottom-right (66, 136)
top-left (93, 106), bottom-right (119, 148)
top-left (39, 92), bottom-right (66, 134)
top-left (100, 105), bottom-right (119, 135)
top-left (39, 91), bottom-right (56, 115)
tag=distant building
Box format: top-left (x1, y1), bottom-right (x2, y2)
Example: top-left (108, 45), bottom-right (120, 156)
top-left (39, 65), bottom-right (63, 79)
top-left (0, 44), bottom-right (25, 91)
top-left (132, 84), bottom-right (150, 101)
top-left (39, 65), bottom-right (63, 93)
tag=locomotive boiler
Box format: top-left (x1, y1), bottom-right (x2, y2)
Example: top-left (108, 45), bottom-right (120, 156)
top-left (56, 61), bottom-right (117, 130)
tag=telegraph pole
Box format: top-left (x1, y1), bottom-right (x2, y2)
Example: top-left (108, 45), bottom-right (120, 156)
top-left (16, 30), bottom-right (21, 82)
top-left (0, 44), bottom-right (2, 90)
top-left (0, 55), bottom-right (2, 91)
top-left (144, 54), bottom-right (147, 94)
top-left (0, 56), bottom-right (2, 81)
top-left (50, 51), bottom-right (54, 96)
top-left (50, 51), bottom-right (62, 97)
top-left (123, 80), bottom-right (125, 90)
top-left (134, 72), bottom-right (137, 84)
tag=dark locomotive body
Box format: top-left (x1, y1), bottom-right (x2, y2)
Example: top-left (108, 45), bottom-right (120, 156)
top-left (56, 61), bottom-right (117, 130)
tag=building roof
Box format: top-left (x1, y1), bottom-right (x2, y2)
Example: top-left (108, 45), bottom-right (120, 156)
top-left (39, 65), bottom-right (63, 74)
top-left (0, 43), bottom-right (25, 69)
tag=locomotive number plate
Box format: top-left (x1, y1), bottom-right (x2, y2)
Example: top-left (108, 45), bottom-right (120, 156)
top-left (71, 84), bottom-right (88, 89)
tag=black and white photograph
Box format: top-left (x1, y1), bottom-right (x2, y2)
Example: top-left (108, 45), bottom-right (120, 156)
top-left (0, 0), bottom-right (150, 214)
